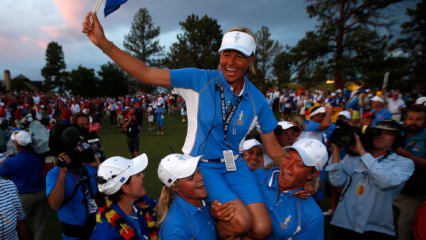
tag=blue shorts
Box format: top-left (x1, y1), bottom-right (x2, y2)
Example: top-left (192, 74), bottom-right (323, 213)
top-left (199, 159), bottom-right (264, 205)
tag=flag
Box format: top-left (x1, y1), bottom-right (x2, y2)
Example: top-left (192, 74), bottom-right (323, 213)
top-left (104, 0), bottom-right (128, 17)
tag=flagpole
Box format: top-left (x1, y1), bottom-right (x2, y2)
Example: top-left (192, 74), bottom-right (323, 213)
top-left (93, 0), bottom-right (104, 14)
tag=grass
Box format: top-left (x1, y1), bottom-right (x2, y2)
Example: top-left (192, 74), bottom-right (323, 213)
top-left (44, 112), bottom-right (335, 239)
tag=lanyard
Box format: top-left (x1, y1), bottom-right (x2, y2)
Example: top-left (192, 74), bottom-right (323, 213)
top-left (218, 83), bottom-right (242, 142)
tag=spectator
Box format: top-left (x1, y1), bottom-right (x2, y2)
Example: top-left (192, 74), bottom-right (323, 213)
top-left (0, 130), bottom-right (47, 240)
top-left (91, 154), bottom-right (158, 239)
top-left (156, 103), bottom-right (165, 135)
top-left (361, 111), bottom-right (375, 126)
top-left (274, 121), bottom-right (300, 147)
top-left (386, 91), bottom-right (406, 122)
top-left (371, 96), bottom-right (392, 126)
top-left (46, 125), bottom-right (99, 240)
top-left (394, 106), bottom-right (426, 240)
top-left (122, 112), bottom-right (142, 158)
top-left (0, 177), bottom-right (32, 240)
top-left (254, 138), bottom-right (328, 240)
top-left (327, 120), bottom-right (414, 239)
top-left (300, 105), bottom-right (332, 142)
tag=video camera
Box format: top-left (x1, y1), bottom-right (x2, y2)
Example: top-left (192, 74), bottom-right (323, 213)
top-left (49, 123), bottom-right (97, 168)
top-left (329, 120), bottom-right (382, 154)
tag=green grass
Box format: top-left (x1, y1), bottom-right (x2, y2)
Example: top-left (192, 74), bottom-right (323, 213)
top-left (45, 112), bottom-right (335, 239)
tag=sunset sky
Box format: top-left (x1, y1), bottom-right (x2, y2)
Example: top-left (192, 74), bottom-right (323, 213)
top-left (0, 0), bottom-right (417, 81)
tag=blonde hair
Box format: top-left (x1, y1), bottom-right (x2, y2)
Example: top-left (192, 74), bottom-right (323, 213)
top-left (155, 185), bottom-right (176, 227)
top-left (218, 27), bottom-right (257, 75)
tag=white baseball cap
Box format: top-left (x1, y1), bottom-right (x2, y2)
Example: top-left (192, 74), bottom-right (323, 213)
top-left (371, 96), bottom-right (384, 103)
top-left (415, 96), bottom-right (426, 106)
top-left (218, 31), bottom-right (256, 57)
top-left (337, 111), bottom-right (351, 120)
top-left (97, 154), bottom-right (148, 195)
top-left (278, 121), bottom-right (297, 130)
top-left (239, 139), bottom-right (263, 153)
top-left (157, 154), bottom-right (201, 187)
top-left (310, 106), bottom-right (326, 117)
top-left (11, 130), bottom-right (32, 147)
top-left (284, 138), bottom-right (328, 171)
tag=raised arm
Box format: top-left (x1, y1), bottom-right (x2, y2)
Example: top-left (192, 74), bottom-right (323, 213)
top-left (82, 12), bottom-right (171, 88)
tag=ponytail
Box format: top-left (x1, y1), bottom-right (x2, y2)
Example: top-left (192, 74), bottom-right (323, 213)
top-left (156, 186), bottom-right (175, 227)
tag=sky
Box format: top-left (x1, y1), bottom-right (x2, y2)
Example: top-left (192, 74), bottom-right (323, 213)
top-left (0, 0), bottom-right (419, 81)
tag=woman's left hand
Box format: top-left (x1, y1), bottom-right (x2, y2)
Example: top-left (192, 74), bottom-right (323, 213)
top-left (210, 200), bottom-right (236, 222)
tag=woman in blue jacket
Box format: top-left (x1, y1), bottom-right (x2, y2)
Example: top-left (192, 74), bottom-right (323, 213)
top-left (91, 154), bottom-right (158, 240)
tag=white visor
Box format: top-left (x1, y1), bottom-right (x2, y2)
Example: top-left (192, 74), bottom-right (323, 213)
top-left (218, 31), bottom-right (256, 57)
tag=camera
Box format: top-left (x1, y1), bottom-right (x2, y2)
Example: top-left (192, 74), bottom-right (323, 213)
top-left (49, 123), bottom-right (96, 168)
top-left (329, 119), bottom-right (382, 152)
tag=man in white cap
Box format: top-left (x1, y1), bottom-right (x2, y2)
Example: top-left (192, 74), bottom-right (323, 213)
top-left (254, 138), bottom-right (328, 240)
top-left (0, 130), bottom-right (47, 240)
top-left (370, 95), bottom-right (391, 126)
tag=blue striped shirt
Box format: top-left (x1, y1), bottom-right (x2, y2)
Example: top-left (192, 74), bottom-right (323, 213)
top-left (0, 178), bottom-right (25, 240)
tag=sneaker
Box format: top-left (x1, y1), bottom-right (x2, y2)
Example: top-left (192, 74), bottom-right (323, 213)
top-left (156, 131), bottom-right (160, 135)
top-left (323, 209), bottom-right (334, 216)
top-left (161, 132), bottom-right (165, 135)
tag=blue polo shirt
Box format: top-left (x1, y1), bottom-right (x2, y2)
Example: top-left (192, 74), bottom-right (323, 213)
top-left (170, 68), bottom-right (277, 159)
top-left (46, 165), bottom-right (98, 226)
top-left (372, 108), bottom-right (391, 126)
top-left (254, 168), bottom-right (324, 240)
top-left (0, 150), bottom-right (45, 194)
top-left (159, 195), bottom-right (216, 240)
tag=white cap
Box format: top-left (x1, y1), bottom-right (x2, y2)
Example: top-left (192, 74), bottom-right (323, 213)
top-left (415, 96), bottom-right (426, 106)
top-left (284, 138), bottom-right (328, 171)
top-left (239, 139), bottom-right (263, 153)
top-left (218, 31), bottom-right (256, 57)
top-left (97, 154), bottom-right (148, 195)
top-left (11, 130), bottom-right (32, 146)
top-left (278, 121), bottom-right (297, 130)
top-left (158, 154), bottom-right (201, 187)
top-left (371, 96), bottom-right (384, 103)
top-left (337, 111), bottom-right (351, 120)
top-left (330, 93), bottom-right (336, 97)
top-left (310, 106), bottom-right (326, 117)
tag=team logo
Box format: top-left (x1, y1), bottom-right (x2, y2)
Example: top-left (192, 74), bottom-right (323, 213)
top-left (237, 111), bottom-right (244, 125)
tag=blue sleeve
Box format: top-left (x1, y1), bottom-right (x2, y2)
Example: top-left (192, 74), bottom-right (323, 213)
top-left (170, 68), bottom-right (215, 92)
top-left (45, 167), bottom-right (59, 196)
top-left (90, 218), bottom-right (122, 240)
top-left (325, 157), bottom-right (351, 187)
top-left (360, 153), bottom-right (414, 189)
top-left (305, 120), bottom-right (320, 132)
top-left (257, 99), bottom-right (278, 134)
top-left (0, 158), bottom-right (15, 176)
top-left (384, 110), bottom-right (392, 120)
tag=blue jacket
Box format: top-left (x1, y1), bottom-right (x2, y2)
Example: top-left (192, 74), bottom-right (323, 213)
top-left (170, 68), bottom-right (277, 159)
top-left (159, 195), bottom-right (216, 240)
top-left (326, 152), bottom-right (414, 236)
top-left (254, 167), bottom-right (324, 240)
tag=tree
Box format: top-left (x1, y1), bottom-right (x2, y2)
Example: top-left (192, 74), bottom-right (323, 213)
top-left (123, 8), bottom-right (164, 92)
top-left (393, 1), bottom-right (426, 90)
top-left (273, 49), bottom-right (294, 88)
top-left (165, 14), bottom-right (222, 69)
top-left (41, 41), bottom-right (66, 92)
top-left (304, 0), bottom-right (402, 89)
top-left (64, 66), bottom-right (98, 98)
top-left (97, 62), bottom-right (129, 97)
top-left (252, 26), bottom-right (282, 90)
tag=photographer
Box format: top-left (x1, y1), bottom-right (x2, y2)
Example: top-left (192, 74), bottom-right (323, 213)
top-left (326, 120), bottom-right (414, 239)
top-left (72, 113), bottom-right (106, 164)
top-left (46, 125), bottom-right (99, 240)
